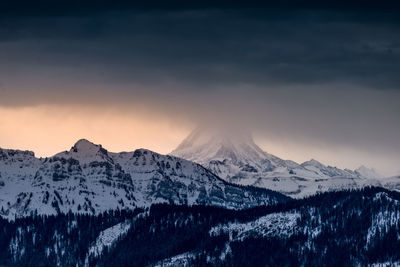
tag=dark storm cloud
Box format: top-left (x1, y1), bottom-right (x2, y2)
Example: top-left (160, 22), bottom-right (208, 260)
top-left (1, 0), bottom-right (400, 15)
top-left (0, 1), bottom-right (399, 173)
top-left (1, 3), bottom-right (400, 93)
top-left (0, 6), bottom-right (397, 97)
top-left (0, 2), bottom-right (399, 97)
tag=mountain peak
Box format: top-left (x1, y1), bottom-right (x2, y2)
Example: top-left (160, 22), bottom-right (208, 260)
top-left (174, 127), bottom-right (255, 151)
top-left (74, 138), bottom-right (96, 149)
top-left (301, 159), bottom-right (326, 168)
top-left (171, 127), bottom-right (266, 165)
top-left (53, 139), bottom-right (110, 164)
top-left (71, 139), bottom-right (104, 154)
top-left (355, 165), bottom-right (381, 179)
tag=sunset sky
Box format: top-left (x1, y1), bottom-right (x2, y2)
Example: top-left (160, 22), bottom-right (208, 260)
top-left (1, 1), bottom-right (399, 175)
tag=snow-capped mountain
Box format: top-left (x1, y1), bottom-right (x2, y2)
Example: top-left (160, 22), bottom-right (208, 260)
top-left (355, 165), bottom-right (381, 179)
top-left (171, 128), bottom-right (384, 198)
top-left (0, 139), bottom-right (288, 219)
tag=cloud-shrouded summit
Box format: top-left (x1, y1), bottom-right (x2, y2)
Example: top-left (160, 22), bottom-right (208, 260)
top-left (0, 1), bottom-right (399, 175)
top-left (0, 137), bottom-right (289, 219)
top-left (171, 127), bottom-right (388, 198)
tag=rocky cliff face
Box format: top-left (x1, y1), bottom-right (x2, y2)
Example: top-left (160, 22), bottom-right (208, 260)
top-left (0, 139), bottom-right (289, 219)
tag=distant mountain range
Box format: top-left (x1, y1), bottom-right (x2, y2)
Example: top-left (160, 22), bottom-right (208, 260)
top-left (1, 134), bottom-right (400, 266)
top-left (171, 128), bottom-right (399, 198)
top-left (0, 139), bottom-right (288, 219)
top-left (1, 129), bottom-right (399, 219)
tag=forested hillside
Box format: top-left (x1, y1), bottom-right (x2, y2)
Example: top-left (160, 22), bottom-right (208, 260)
top-left (1, 187), bottom-right (400, 266)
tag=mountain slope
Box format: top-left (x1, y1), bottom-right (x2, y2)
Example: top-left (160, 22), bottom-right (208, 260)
top-left (0, 139), bottom-right (289, 219)
top-left (171, 128), bottom-right (383, 198)
top-left (2, 187), bottom-right (400, 266)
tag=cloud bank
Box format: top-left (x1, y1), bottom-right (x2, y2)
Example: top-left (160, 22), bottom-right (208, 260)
top-left (0, 3), bottom-right (399, 175)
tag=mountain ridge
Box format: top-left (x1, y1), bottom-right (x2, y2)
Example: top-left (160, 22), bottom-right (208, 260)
top-left (0, 139), bottom-right (289, 219)
top-left (171, 128), bottom-right (386, 198)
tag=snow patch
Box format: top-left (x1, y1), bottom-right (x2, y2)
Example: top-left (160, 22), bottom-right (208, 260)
top-left (210, 212), bottom-right (300, 241)
top-left (87, 220), bottom-right (131, 258)
top-left (152, 252), bottom-right (196, 267)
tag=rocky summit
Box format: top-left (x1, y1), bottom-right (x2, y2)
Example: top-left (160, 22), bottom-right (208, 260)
top-left (0, 139), bottom-right (289, 219)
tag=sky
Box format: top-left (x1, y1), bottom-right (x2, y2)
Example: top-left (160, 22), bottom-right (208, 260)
top-left (0, 1), bottom-right (399, 176)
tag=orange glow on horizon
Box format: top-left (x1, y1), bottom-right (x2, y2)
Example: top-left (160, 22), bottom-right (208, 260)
top-left (0, 106), bottom-right (190, 157)
top-left (0, 106), bottom-right (398, 176)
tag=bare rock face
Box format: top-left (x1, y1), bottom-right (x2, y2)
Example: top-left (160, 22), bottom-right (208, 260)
top-left (0, 140), bottom-right (289, 219)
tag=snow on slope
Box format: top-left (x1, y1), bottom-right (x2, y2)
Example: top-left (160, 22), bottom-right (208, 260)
top-left (171, 128), bottom-right (384, 198)
top-left (369, 262), bottom-right (400, 267)
top-left (87, 220), bottom-right (132, 258)
top-left (367, 192), bottom-right (400, 245)
top-left (355, 165), bottom-right (382, 179)
top-left (0, 140), bottom-right (288, 219)
top-left (210, 212), bottom-right (300, 241)
top-left (152, 252), bottom-right (196, 267)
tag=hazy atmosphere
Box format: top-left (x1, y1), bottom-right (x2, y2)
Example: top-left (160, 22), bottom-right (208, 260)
top-left (1, 1), bottom-right (399, 175)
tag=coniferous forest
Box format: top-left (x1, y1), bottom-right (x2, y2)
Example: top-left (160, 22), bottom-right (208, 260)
top-left (1, 187), bottom-right (400, 266)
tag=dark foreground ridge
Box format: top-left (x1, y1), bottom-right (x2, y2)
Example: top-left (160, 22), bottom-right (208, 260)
top-left (1, 186), bottom-right (400, 266)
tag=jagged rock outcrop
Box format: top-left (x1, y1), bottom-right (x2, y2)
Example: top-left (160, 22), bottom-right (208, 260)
top-left (0, 139), bottom-right (289, 219)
